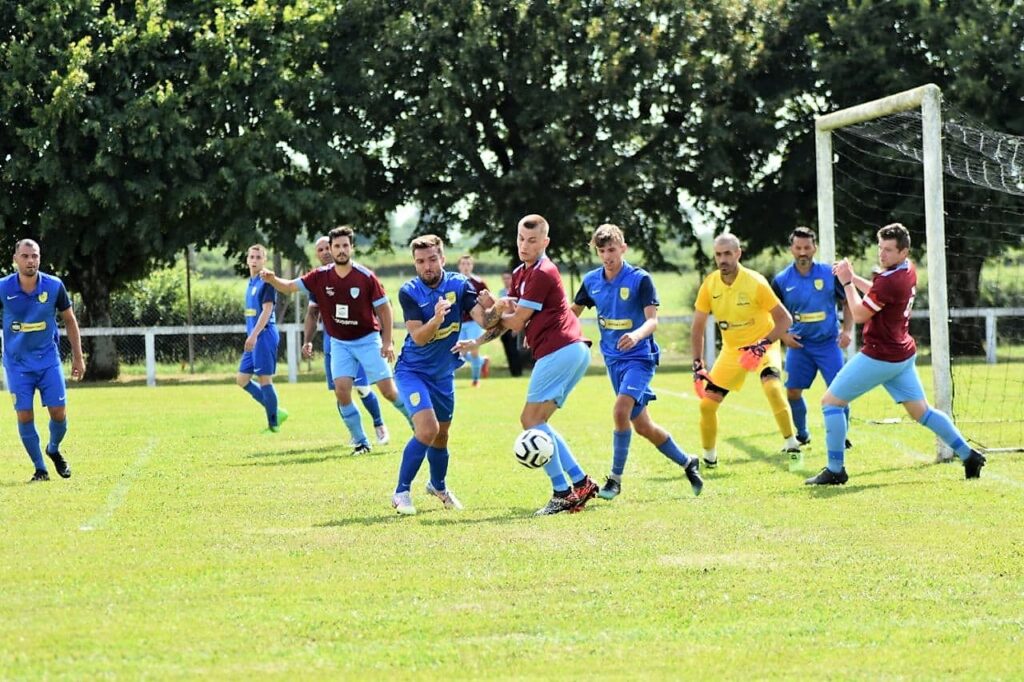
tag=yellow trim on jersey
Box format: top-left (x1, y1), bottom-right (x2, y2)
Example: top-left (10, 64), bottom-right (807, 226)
top-left (599, 317), bottom-right (633, 330)
top-left (793, 311), bottom-right (826, 323)
top-left (244, 308), bottom-right (258, 317)
top-left (694, 265), bottom-right (780, 348)
top-left (431, 322), bottom-right (460, 342)
top-left (11, 321), bottom-right (47, 333)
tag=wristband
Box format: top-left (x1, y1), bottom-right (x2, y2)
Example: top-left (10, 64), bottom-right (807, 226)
top-left (841, 281), bottom-right (853, 287)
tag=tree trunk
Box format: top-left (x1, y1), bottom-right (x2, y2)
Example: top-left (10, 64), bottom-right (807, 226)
top-left (77, 275), bottom-right (120, 381)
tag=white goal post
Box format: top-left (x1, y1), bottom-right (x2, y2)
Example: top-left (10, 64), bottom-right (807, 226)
top-left (814, 83), bottom-right (954, 461)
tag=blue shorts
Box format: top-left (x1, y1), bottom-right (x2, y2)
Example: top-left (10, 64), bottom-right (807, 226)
top-left (784, 339), bottom-right (845, 390)
top-left (6, 364), bottom-right (67, 411)
top-left (526, 341), bottom-right (590, 407)
top-left (606, 357), bottom-right (657, 420)
top-left (239, 327), bottom-right (279, 376)
top-left (459, 320), bottom-right (484, 341)
top-left (323, 346), bottom-right (369, 390)
top-left (330, 332), bottom-right (393, 385)
top-left (828, 352), bottom-right (926, 404)
top-left (395, 367), bottom-right (455, 423)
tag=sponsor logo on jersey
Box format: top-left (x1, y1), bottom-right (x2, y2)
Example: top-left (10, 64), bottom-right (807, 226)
top-left (11, 320), bottom-right (47, 333)
top-left (325, 286), bottom-right (335, 297)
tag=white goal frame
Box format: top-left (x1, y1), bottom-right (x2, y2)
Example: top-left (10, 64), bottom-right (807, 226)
top-left (815, 83), bottom-right (954, 461)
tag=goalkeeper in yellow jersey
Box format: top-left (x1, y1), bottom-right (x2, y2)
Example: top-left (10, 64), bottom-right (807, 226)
top-left (690, 233), bottom-right (801, 468)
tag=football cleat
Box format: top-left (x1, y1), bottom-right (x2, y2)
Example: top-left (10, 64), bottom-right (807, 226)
top-left (29, 469), bottom-right (50, 483)
top-left (796, 433), bottom-right (811, 446)
top-left (684, 458), bottom-right (704, 496)
top-left (597, 477), bottom-right (621, 500)
top-left (963, 450), bottom-right (986, 479)
top-left (534, 494), bottom-right (575, 516)
top-left (261, 426), bottom-right (280, 435)
top-left (352, 442), bottom-right (372, 456)
top-left (425, 481), bottom-right (463, 510)
top-left (845, 438), bottom-right (853, 450)
top-left (805, 467), bottom-right (849, 486)
top-left (480, 356), bottom-right (490, 378)
top-left (702, 452), bottom-right (718, 469)
top-left (276, 407), bottom-right (289, 427)
top-left (46, 449), bottom-right (71, 478)
top-left (375, 424), bottom-right (390, 445)
top-left (570, 476), bottom-right (599, 512)
top-left (391, 491), bottom-right (416, 515)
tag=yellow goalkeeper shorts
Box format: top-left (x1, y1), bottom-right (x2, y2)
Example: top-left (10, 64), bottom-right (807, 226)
top-left (708, 341), bottom-right (783, 393)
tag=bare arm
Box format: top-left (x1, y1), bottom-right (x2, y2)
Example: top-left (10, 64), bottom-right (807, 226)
top-left (245, 301), bottom-right (274, 351)
top-left (618, 305), bottom-right (658, 352)
top-left (501, 301), bottom-right (534, 333)
top-left (690, 309), bottom-right (708, 363)
top-left (852, 273), bottom-right (872, 295)
top-left (61, 307), bottom-right (86, 380)
top-left (407, 298), bottom-right (452, 346)
top-left (835, 260), bottom-right (875, 324)
top-left (375, 300), bottom-right (396, 361)
top-left (838, 299), bottom-right (854, 348)
top-left (302, 303), bottom-right (320, 358)
top-left (258, 269), bottom-right (302, 294)
top-left (570, 303), bottom-right (584, 318)
top-left (766, 304), bottom-right (794, 343)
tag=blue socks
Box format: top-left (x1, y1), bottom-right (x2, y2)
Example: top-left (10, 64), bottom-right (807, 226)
top-left (789, 397), bottom-right (808, 440)
top-left (823, 405), bottom-right (848, 472)
top-left (361, 391), bottom-right (384, 427)
top-left (426, 446), bottom-right (449, 491)
top-left (396, 437), bottom-right (429, 493)
top-left (656, 436), bottom-right (691, 467)
top-left (919, 408), bottom-right (972, 460)
top-left (18, 421), bottom-right (45, 472)
top-left (612, 430), bottom-right (631, 476)
top-left (242, 380), bottom-right (264, 405)
top-left (534, 422), bottom-right (584, 491)
top-left (260, 384), bottom-right (279, 427)
top-left (47, 418), bottom-right (68, 455)
top-left (338, 402), bottom-right (368, 446)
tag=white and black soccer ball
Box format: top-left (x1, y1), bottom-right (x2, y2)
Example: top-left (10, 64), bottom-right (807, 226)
top-left (513, 428), bottom-right (554, 469)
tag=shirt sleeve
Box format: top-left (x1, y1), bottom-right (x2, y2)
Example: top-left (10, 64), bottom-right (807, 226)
top-left (833, 274), bottom-right (845, 303)
top-left (461, 280), bottom-right (479, 316)
top-left (770, 275), bottom-right (785, 303)
top-left (637, 273), bottom-right (659, 308)
top-left (370, 274), bottom-right (388, 308)
top-left (298, 270), bottom-right (317, 296)
top-left (694, 278), bottom-right (712, 314)
top-left (55, 283), bottom-right (72, 312)
top-left (863, 274), bottom-right (889, 312)
top-left (518, 267), bottom-right (552, 312)
top-left (259, 282), bottom-right (277, 306)
top-left (398, 288), bottom-right (421, 322)
top-left (756, 276), bottom-right (782, 311)
top-left (573, 281), bottom-right (594, 309)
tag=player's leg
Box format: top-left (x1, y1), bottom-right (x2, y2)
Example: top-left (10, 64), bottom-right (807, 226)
top-left (391, 371), bottom-right (436, 515)
top-left (236, 351), bottom-right (265, 407)
top-left (701, 349), bottom-right (745, 467)
top-left (9, 370), bottom-right (47, 480)
top-left (349, 331), bottom-right (411, 427)
top-left (423, 375), bottom-right (458, 502)
top-left (817, 341), bottom-right (851, 448)
top-left (784, 346), bottom-right (815, 444)
top-left (888, 361), bottom-right (986, 479)
top-left (331, 338), bottom-right (369, 451)
top-left (808, 353), bottom-right (890, 484)
top-left (353, 363), bottom-right (387, 443)
top-left (524, 342), bottom-right (595, 514)
top-left (632, 408), bottom-right (703, 496)
top-left (757, 343), bottom-right (799, 452)
top-left (600, 360), bottom-right (633, 497)
top-left (39, 365), bottom-right (71, 478)
top-left (253, 329), bottom-right (283, 431)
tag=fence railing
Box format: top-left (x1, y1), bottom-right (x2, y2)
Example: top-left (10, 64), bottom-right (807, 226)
top-left (2, 307), bottom-right (1020, 388)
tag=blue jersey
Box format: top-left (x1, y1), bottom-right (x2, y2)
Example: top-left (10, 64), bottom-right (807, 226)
top-left (396, 271), bottom-right (478, 377)
top-left (573, 262), bottom-right (660, 363)
top-left (244, 276), bottom-right (277, 335)
top-left (772, 262), bottom-right (844, 344)
top-left (0, 272), bottom-right (72, 372)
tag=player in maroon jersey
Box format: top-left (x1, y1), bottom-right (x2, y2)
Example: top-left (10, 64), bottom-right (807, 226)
top-left (260, 225), bottom-right (411, 454)
top-left (806, 223), bottom-right (986, 485)
top-left (456, 254), bottom-right (490, 385)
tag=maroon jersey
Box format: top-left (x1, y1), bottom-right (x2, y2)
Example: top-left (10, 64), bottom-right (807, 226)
top-left (301, 263), bottom-right (386, 341)
top-left (861, 260), bottom-right (917, 362)
top-left (511, 257), bottom-right (585, 360)
top-left (462, 274), bottom-right (488, 322)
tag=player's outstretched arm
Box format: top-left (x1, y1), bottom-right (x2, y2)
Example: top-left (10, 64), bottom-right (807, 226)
top-left (258, 269), bottom-right (301, 294)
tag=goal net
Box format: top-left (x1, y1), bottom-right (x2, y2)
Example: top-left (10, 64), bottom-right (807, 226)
top-left (816, 84), bottom-right (1024, 455)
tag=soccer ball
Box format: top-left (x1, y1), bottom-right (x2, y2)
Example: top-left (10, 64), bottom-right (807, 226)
top-left (513, 428), bottom-right (554, 469)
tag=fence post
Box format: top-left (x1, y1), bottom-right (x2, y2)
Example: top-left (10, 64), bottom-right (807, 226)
top-left (145, 331), bottom-right (156, 387)
top-left (704, 315), bottom-right (717, 367)
top-left (985, 311), bottom-right (997, 365)
top-left (286, 327), bottom-right (298, 383)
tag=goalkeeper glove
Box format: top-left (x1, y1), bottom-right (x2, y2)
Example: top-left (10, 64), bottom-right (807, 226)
top-left (692, 359), bottom-right (709, 399)
top-left (738, 338), bottom-right (771, 371)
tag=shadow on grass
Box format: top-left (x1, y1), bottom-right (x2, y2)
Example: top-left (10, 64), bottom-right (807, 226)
top-left (246, 445), bottom-right (340, 459)
top-left (724, 435), bottom-right (794, 473)
top-left (315, 507), bottom-right (538, 527)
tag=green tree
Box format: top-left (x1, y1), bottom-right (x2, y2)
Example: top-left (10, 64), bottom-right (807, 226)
top-left (0, 0), bottom-right (389, 378)
top-left (354, 0), bottom-right (771, 272)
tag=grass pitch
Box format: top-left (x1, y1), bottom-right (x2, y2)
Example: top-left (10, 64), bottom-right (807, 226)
top-left (2, 362), bottom-right (1022, 678)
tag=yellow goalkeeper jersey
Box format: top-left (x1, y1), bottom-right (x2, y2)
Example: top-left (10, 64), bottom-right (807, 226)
top-left (695, 264), bottom-right (781, 349)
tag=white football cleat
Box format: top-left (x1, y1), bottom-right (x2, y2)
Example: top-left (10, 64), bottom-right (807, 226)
top-left (375, 424), bottom-right (390, 445)
top-left (425, 481), bottom-right (463, 510)
top-left (391, 491), bottom-right (416, 516)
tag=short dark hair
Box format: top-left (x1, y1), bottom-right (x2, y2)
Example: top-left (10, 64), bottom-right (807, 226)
top-left (789, 226), bottom-right (816, 244)
top-left (410, 234), bottom-right (444, 253)
top-left (518, 214), bottom-right (549, 236)
top-left (328, 225), bottom-right (355, 246)
top-left (877, 222), bottom-right (911, 251)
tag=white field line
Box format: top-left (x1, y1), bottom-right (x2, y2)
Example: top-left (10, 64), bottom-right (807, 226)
top-left (657, 386), bottom-right (1022, 488)
top-left (80, 439), bottom-right (158, 531)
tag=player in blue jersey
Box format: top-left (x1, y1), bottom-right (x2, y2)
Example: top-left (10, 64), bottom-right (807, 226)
top-left (302, 236), bottom-right (389, 445)
top-left (1, 239), bottom-right (85, 482)
top-left (771, 227), bottom-right (853, 465)
top-left (571, 224), bottom-right (703, 499)
top-left (235, 244), bottom-right (287, 433)
top-left (389, 234), bottom-right (496, 515)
